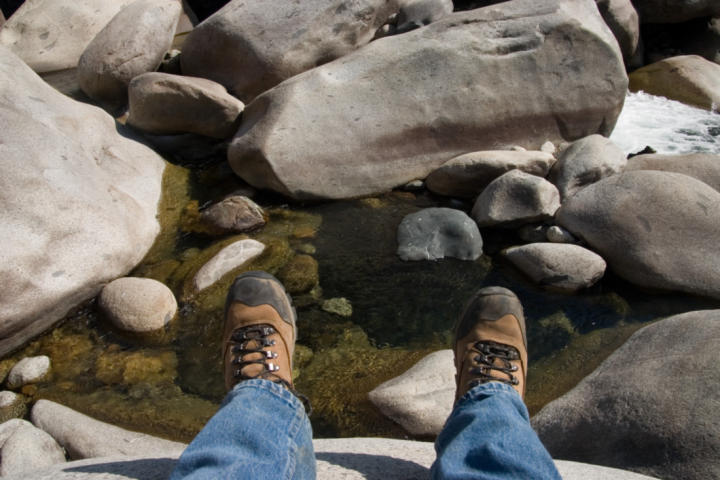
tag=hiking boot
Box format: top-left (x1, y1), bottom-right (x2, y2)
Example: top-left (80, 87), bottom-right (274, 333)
top-left (222, 271), bottom-right (297, 392)
top-left (454, 286), bottom-right (527, 402)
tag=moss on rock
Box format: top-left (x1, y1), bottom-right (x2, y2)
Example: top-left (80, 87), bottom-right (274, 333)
top-left (278, 254), bottom-right (319, 294)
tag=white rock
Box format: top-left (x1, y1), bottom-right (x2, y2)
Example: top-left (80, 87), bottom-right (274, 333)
top-left (30, 400), bottom-right (185, 460)
top-left (0, 391), bottom-right (19, 408)
top-left (0, 419), bottom-right (33, 447)
top-left (369, 349), bottom-right (454, 436)
top-left (6, 356), bottom-right (50, 389)
top-left (0, 423), bottom-right (66, 476)
top-left (98, 278), bottom-right (177, 333)
top-left (193, 240), bottom-right (266, 291)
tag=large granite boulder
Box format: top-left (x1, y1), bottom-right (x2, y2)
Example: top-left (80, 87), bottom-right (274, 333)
top-left (396, 208), bottom-right (483, 261)
top-left (0, 47), bottom-right (165, 356)
top-left (630, 0), bottom-right (720, 23)
top-left (556, 171), bottom-right (720, 299)
top-left (533, 310), bottom-right (720, 480)
top-left (595, 0), bottom-right (639, 62)
top-left (625, 153), bottom-right (720, 192)
top-left (426, 150), bottom-right (556, 199)
top-left (0, 0), bottom-right (135, 73)
top-left (629, 55), bottom-right (720, 111)
top-left (78, 0), bottom-right (182, 106)
top-left (228, 0), bottom-right (627, 200)
top-left (127, 72), bottom-right (244, 139)
top-left (181, 0), bottom-right (399, 102)
top-left (548, 134), bottom-right (627, 199)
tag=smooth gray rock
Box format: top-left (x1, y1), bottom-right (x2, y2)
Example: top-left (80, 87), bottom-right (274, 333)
top-left (426, 150), bottom-right (557, 199)
top-left (471, 170), bottom-right (561, 228)
top-left (397, 208), bottom-right (483, 261)
top-left (0, 423), bottom-right (66, 476)
top-left (595, 0), bottom-right (639, 61)
top-left (31, 400), bottom-right (185, 460)
top-left (200, 195), bottom-right (266, 233)
top-left (546, 225), bottom-right (577, 243)
top-left (630, 0), bottom-right (720, 23)
top-left (396, 0), bottom-right (453, 32)
top-left (127, 72), bottom-right (244, 139)
top-left (625, 153), bottom-right (720, 192)
top-left (98, 278), bottom-right (177, 333)
top-left (193, 239), bottom-right (266, 291)
top-left (503, 243), bottom-right (606, 292)
top-left (556, 171), bottom-right (720, 299)
top-left (4, 439), bottom-right (660, 479)
top-left (78, 0), bottom-right (181, 106)
top-left (533, 310), bottom-right (720, 480)
top-left (6, 356), bottom-right (51, 389)
top-left (181, 0), bottom-right (399, 102)
top-left (228, 0), bottom-right (627, 200)
top-left (549, 134), bottom-right (627, 199)
top-left (0, 47), bottom-right (165, 356)
top-left (369, 350), bottom-right (454, 435)
top-left (0, 0), bottom-right (135, 73)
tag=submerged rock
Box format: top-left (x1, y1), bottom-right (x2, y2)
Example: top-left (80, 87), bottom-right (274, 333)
top-left (98, 278), bottom-right (177, 333)
top-left (199, 195), bottom-right (265, 233)
top-left (181, 0), bottom-right (399, 101)
top-left (78, 0), bottom-right (181, 106)
top-left (0, 47), bottom-right (165, 356)
top-left (6, 356), bottom-right (51, 389)
top-left (193, 239), bottom-right (266, 291)
top-left (533, 309), bottom-right (720, 480)
top-left (397, 208), bottom-right (483, 261)
top-left (278, 255), bottom-right (319, 295)
top-left (228, 0), bottom-right (627, 200)
top-left (556, 171), bottom-right (720, 299)
top-left (369, 349), bottom-right (454, 436)
top-left (321, 298), bottom-right (353, 317)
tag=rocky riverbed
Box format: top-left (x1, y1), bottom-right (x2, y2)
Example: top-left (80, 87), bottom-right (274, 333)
top-left (1, 0), bottom-right (720, 479)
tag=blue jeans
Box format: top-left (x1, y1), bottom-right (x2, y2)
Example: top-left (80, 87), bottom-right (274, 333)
top-left (171, 380), bottom-right (560, 479)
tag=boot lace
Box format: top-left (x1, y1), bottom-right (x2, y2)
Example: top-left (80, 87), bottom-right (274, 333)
top-left (468, 341), bottom-right (520, 388)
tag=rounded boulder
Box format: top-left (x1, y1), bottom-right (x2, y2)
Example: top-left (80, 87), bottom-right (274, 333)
top-left (98, 278), bottom-right (177, 333)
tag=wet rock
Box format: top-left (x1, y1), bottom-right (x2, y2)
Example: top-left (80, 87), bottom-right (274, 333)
top-left (396, 0), bottom-right (453, 33)
top-left (630, 0), bottom-right (720, 24)
top-left (98, 278), bottom-right (177, 333)
top-left (471, 170), bottom-right (561, 228)
top-left (556, 171), bottom-right (720, 299)
top-left (426, 150), bottom-right (557, 199)
top-left (0, 0), bottom-right (135, 73)
top-left (503, 243), bottom-right (606, 292)
top-left (595, 0), bottom-right (639, 61)
top-left (0, 421), bottom-right (66, 476)
top-left (533, 309), bottom-right (720, 480)
top-left (397, 208), bottom-right (483, 261)
top-left (322, 298), bottom-right (353, 317)
top-left (31, 400), bottom-right (185, 460)
top-left (127, 72), bottom-right (245, 139)
top-left (629, 55), bottom-right (720, 111)
top-left (0, 47), bottom-right (165, 356)
top-left (625, 153), bottom-right (720, 192)
top-left (193, 239), bottom-right (266, 291)
top-left (548, 135), bottom-right (627, 199)
top-left (546, 225), bottom-right (577, 243)
top-left (181, 0), bottom-right (399, 102)
top-left (369, 349), bottom-right (454, 436)
top-left (6, 356), bottom-right (50, 389)
top-left (78, 0), bottom-right (181, 106)
top-left (199, 195), bottom-right (265, 234)
top-left (278, 255), bottom-right (319, 295)
top-left (0, 391), bottom-right (25, 422)
top-left (95, 349), bottom-right (177, 386)
top-left (228, 0), bottom-right (627, 200)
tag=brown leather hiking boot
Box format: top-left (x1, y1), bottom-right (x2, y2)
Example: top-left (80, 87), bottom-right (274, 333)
top-left (454, 286), bottom-right (528, 402)
top-left (222, 271), bottom-right (297, 392)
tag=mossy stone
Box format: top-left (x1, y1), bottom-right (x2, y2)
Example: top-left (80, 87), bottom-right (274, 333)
top-left (278, 254), bottom-right (319, 294)
top-left (96, 349), bottom-right (178, 386)
top-left (322, 298), bottom-right (353, 317)
top-left (0, 391), bottom-right (26, 422)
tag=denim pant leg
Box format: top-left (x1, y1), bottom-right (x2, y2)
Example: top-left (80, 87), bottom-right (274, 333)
top-left (431, 382), bottom-right (561, 480)
top-left (170, 379), bottom-right (315, 480)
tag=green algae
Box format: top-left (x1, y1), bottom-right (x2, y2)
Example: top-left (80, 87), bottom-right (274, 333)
top-left (279, 254), bottom-right (320, 294)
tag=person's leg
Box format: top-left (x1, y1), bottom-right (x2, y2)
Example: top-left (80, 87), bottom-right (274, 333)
top-left (431, 286), bottom-right (561, 480)
top-left (170, 271), bottom-right (315, 480)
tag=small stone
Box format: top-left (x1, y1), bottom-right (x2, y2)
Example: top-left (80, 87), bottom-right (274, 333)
top-left (541, 141), bottom-right (556, 154)
top-left (397, 208), bottom-right (483, 261)
top-left (296, 244), bottom-right (317, 255)
top-left (200, 196), bottom-right (266, 234)
top-left (98, 278), bottom-right (177, 333)
top-left (0, 391), bottom-right (25, 423)
top-left (546, 226), bottom-right (577, 243)
top-left (518, 224), bottom-right (549, 243)
top-left (193, 239), bottom-right (266, 291)
top-left (403, 180), bottom-right (425, 191)
top-left (6, 356), bottom-right (50, 389)
top-left (322, 298), bottom-right (353, 317)
top-left (0, 391), bottom-right (18, 408)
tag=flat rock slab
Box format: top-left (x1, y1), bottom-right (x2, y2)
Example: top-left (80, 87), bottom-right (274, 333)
top-left (9, 438), bottom-right (659, 479)
top-left (192, 239), bottom-right (266, 291)
top-left (229, 0), bottom-right (627, 200)
top-left (0, 46), bottom-right (165, 356)
top-left (556, 170), bottom-right (720, 299)
top-left (533, 310), bottom-right (720, 480)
